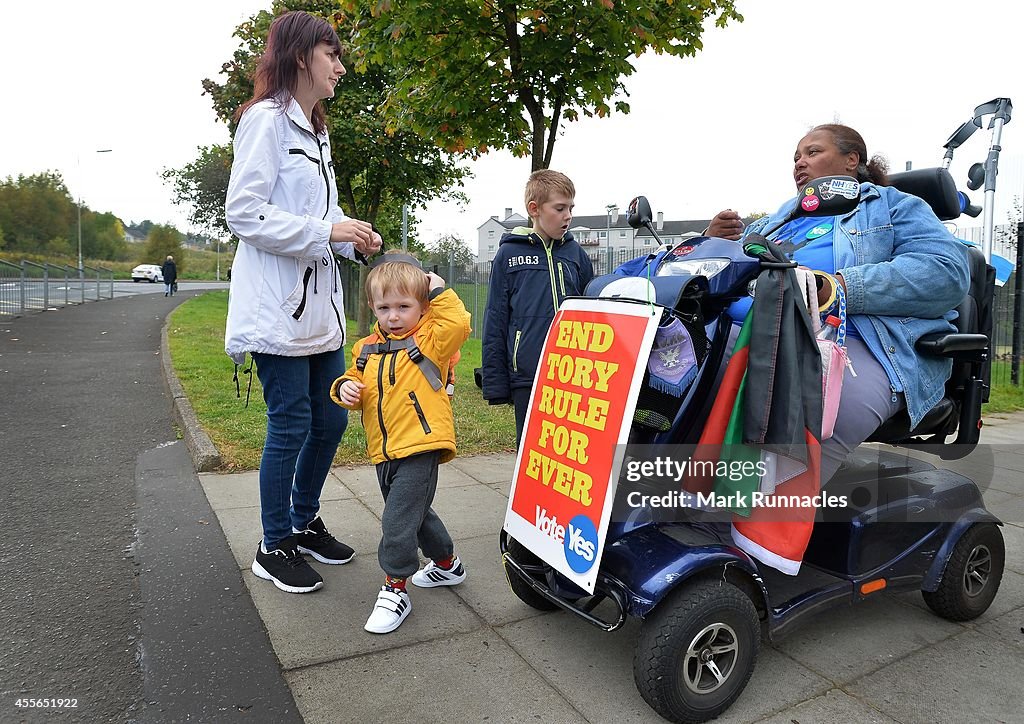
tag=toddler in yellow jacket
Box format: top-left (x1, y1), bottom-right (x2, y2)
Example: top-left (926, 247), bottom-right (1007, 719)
top-left (331, 253), bottom-right (471, 634)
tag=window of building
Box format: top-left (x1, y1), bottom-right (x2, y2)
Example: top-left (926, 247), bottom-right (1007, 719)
top-left (488, 229), bottom-right (495, 239)
top-left (488, 245), bottom-right (495, 253)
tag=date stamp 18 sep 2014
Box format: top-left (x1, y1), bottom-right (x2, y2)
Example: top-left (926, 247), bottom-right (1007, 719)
top-left (14, 698), bottom-right (79, 709)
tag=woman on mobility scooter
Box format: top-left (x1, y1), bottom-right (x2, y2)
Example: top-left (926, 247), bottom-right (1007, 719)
top-left (707, 123), bottom-right (971, 487)
top-left (502, 121), bottom-right (1006, 724)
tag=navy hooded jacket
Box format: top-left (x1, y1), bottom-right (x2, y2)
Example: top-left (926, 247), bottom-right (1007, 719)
top-left (481, 227), bottom-right (595, 401)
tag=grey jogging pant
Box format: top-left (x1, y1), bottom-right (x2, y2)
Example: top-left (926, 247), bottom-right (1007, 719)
top-left (375, 450), bottom-right (455, 578)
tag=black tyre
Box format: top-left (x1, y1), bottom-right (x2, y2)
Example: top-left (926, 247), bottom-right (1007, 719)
top-left (502, 535), bottom-right (559, 611)
top-left (923, 522), bottom-right (1004, 622)
top-left (634, 580), bottom-right (760, 723)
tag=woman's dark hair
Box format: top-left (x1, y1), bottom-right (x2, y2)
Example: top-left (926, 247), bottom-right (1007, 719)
top-left (234, 11), bottom-right (342, 136)
top-left (813, 123), bottom-right (890, 186)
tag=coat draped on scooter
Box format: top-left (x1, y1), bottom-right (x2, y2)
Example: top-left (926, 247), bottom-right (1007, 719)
top-left (689, 239), bottom-right (824, 574)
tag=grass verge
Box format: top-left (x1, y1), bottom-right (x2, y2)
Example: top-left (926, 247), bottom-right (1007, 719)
top-left (168, 291), bottom-right (1024, 470)
top-left (166, 291), bottom-right (516, 470)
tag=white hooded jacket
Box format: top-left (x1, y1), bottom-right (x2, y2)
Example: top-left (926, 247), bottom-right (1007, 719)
top-left (224, 96), bottom-right (361, 363)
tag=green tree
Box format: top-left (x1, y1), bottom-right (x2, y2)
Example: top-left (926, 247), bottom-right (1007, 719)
top-left (143, 224), bottom-right (186, 273)
top-left (198, 0), bottom-right (470, 331)
top-left (199, 0), bottom-right (469, 226)
top-left (0, 172), bottom-right (75, 253)
top-left (340, 1), bottom-right (741, 171)
top-left (162, 145), bottom-right (234, 237)
top-left (425, 233), bottom-right (475, 274)
top-left (126, 220), bottom-right (156, 239)
top-left (90, 212), bottom-right (129, 261)
top-left (995, 195), bottom-right (1021, 256)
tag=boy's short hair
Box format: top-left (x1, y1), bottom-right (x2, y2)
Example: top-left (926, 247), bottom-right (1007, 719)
top-left (524, 169), bottom-right (575, 209)
top-left (366, 250), bottom-right (430, 305)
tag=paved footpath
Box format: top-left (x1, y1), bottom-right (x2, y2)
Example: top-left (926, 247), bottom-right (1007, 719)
top-left (198, 420), bottom-right (1024, 722)
top-left (0, 294), bottom-right (298, 723)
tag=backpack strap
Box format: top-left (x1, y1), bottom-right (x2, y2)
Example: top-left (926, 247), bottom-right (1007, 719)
top-left (355, 335), bottom-right (443, 392)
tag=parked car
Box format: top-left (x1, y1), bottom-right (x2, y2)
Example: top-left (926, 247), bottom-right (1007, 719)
top-left (131, 264), bottom-right (164, 283)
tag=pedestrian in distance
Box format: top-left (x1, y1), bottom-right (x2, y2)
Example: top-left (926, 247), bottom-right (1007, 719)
top-left (224, 10), bottom-right (382, 594)
top-left (481, 169), bottom-right (595, 446)
top-left (331, 254), bottom-right (471, 633)
top-left (161, 255), bottom-right (177, 297)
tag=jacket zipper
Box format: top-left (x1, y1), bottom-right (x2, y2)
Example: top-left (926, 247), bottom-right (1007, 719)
top-left (543, 243), bottom-right (559, 312)
top-left (289, 119), bottom-right (344, 337)
top-left (291, 267), bottom-right (314, 320)
top-left (315, 140), bottom-right (331, 219)
top-left (557, 262), bottom-right (566, 296)
top-left (328, 254), bottom-right (343, 341)
top-left (512, 330), bottom-right (522, 373)
top-left (409, 391), bottom-right (431, 434)
top-left (376, 354), bottom-right (391, 460)
top-left (288, 119), bottom-right (331, 219)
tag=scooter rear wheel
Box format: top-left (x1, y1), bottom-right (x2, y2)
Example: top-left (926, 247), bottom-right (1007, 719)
top-left (923, 522), bottom-right (1004, 622)
top-left (634, 580), bottom-right (759, 723)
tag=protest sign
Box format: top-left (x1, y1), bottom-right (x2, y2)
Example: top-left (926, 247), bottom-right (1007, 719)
top-left (503, 297), bottom-right (658, 593)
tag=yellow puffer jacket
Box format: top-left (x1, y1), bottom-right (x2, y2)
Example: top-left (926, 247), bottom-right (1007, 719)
top-left (331, 289), bottom-right (471, 464)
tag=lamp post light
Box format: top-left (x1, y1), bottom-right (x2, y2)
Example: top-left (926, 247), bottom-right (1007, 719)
top-left (605, 204), bottom-right (618, 273)
top-left (77, 149), bottom-right (113, 278)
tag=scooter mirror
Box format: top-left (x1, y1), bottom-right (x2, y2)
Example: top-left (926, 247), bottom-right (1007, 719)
top-left (627, 196), bottom-right (652, 229)
top-left (967, 162), bottom-right (985, 191)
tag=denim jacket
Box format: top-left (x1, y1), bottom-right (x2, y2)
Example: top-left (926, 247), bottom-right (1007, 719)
top-left (744, 183), bottom-right (970, 428)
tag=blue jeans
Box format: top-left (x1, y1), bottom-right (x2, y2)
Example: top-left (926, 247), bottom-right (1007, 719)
top-left (252, 349), bottom-right (348, 548)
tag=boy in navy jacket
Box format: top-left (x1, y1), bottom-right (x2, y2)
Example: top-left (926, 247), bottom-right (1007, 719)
top-left (481, 169), bottom-right (594, 444)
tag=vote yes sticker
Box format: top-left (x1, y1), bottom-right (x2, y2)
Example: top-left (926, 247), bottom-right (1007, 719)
top-left (801, 195), bottom-right (820, 212)
top-left (806, 222), bottom-right (833, 239)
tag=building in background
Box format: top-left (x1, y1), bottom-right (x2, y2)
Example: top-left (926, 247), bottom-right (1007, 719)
top-left (476, 207), bottom-right (715, 268)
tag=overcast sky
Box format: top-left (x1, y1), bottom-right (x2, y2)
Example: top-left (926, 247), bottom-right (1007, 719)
top-left (2, 1), bottom-right (1021, 253)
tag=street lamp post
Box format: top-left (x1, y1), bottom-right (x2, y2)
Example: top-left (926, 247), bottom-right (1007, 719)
top-left (605, 204), bottom-right (618, 273)
top-left (77, 149), bottom-right (113, 278)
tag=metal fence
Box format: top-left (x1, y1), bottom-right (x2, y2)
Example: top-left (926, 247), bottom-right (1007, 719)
top-left (0, 260), bottom-right (115, 317)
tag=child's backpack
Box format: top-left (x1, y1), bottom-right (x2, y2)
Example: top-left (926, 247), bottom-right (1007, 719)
top-left (356, 334), bottom-right (460, 400)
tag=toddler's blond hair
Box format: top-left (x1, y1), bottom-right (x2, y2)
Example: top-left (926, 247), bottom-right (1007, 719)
top-left (366, 250), bottom-right (429, 305)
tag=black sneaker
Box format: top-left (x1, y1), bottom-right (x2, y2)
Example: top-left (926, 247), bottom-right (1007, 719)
top-left (294, 517), bottom-right (355, 565)
top-left (252, 536), bottom-right (324, 593)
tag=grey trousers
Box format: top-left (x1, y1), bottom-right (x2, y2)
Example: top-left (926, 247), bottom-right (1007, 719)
top-left (512, 386), bottom-right (532, 448)
top-left (719, 327), bottom-right (904, 486)
top-left (819, 336), bottom-right (905, 484)
top-left (375, 450), bottom-right (454, 578)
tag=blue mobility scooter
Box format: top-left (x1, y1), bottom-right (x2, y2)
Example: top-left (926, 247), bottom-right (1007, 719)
top-left (500, 159), bottom-right (1007, 721)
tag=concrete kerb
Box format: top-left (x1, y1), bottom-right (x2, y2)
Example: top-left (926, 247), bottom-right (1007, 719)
top-left (161, 318), bottom-right (222, 472)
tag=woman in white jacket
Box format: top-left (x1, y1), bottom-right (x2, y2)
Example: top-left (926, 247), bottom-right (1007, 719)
top-left (225, 10), bottom-right (381, 594)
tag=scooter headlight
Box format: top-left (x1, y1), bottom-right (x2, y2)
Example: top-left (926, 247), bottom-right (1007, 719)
top-left (655, 258), bottom-right (731, 279)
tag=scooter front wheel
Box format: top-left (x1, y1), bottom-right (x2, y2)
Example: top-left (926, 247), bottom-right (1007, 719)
top-left (923, 522), bottom-right (1004, 622)
top-left (633, 579), bottom-right (759, 723)
top-left (502, 535), bottom-right (560, 611)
